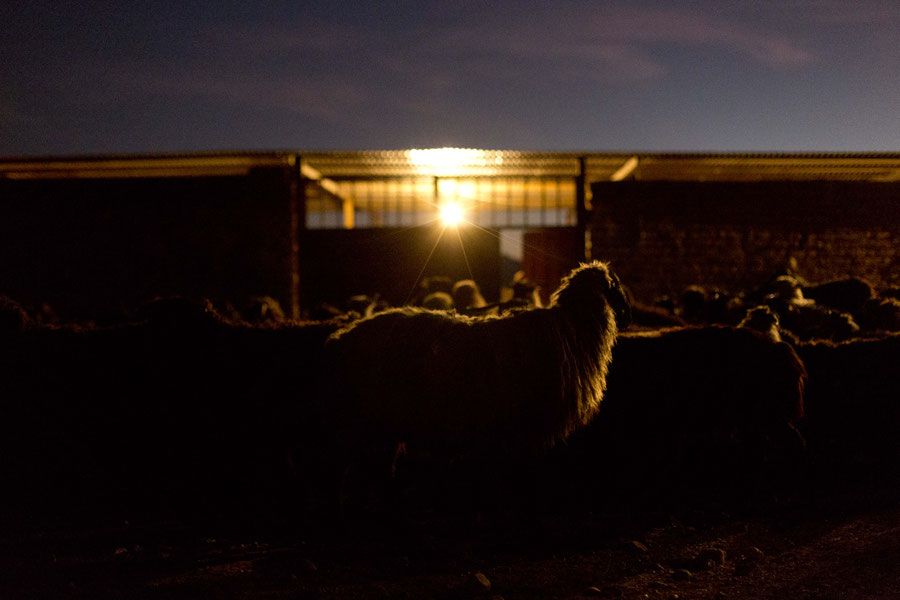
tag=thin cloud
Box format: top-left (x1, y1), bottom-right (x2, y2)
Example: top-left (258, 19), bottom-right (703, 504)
top-left (604, 8), bottom-right (814, 66)
top-left (19, 3), bottom-right (827, 150)
top-left (430, 4), bottom-right (813, 78)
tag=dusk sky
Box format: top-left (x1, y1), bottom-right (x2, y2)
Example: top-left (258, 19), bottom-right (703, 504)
top-left (2, 1), bottom-right (899, 156)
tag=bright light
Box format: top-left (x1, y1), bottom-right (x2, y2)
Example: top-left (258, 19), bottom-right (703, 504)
top-left (409, 148), bottom-right (481, 170)
top-left (440, 201), bottom-right (464, 227)
top-left (406, 147), bottom-right (503, 176)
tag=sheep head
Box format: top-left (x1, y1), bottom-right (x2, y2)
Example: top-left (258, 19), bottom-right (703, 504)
top-left (551, 261), bottom-right (632, 328)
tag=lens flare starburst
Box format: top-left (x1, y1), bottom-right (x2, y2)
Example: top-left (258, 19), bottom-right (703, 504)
top-left (440, 201), bottom-right (464, 227)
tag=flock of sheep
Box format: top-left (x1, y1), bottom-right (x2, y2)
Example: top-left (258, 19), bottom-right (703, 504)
top-left (1, 260), bottom-right (898, 532)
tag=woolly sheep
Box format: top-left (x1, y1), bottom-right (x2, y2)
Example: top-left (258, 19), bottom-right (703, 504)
top-left (321, 261), bottom-right (630, 459)
top-left (796, 332), bottom-right (900, 478)
top-left (573, 324), bottom-right (807, 505)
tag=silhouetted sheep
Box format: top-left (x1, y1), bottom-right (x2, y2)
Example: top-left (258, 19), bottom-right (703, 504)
top-left (0, 295), bottom-right (31, 337)
top-left (679, 285), bottom-right (743, 325)
top-left (451, 279), bottom-right (487, 313)
top-left (344, 294), bottom-right (385, 319)
top-left (324, 261), bottom-right (630, 453)
top-left (803, 277), bottom-right (875, 315)
top-left (576, 324), bottom-right (807, 506)
top-left (628, 300), bottom-right (687, 330)
top-left (243, 295), bottom-right (287, 324)
top-left (411, 275), bottom-right (454, 306)
top-left (510, 271), bottom-right (543, 308)
top-left (421, 291), bottom-right (454, 311)
top-left (763, 277), bottom-right (860, 341)
top-left (796, 332), bottom-right (900, 479)
top-left (857, 296), bottom-right (900, 332)
top-left (0, 296), bottom-right (344, 528)
top-left (738, 305), bottom-right (783, 343)
top-left (315, 262), bottom-right (630, 516)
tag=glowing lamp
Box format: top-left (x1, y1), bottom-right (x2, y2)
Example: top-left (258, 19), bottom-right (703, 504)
top-left (440, 201), bottom-right (464, 227)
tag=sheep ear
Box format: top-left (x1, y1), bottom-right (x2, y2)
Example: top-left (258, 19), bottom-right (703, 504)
top-left (607, 271), bottom-right (632, 328)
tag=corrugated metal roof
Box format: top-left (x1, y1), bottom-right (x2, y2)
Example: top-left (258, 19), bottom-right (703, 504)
top-left (302, 150), bottom-right (900, 182)
top-left (628, 154), bottom-right (900, 182)
top-left (0, 152), bottom-right (296, 179)
top-left (303, 150), bottom-right (594, 177)
top-left (3, 150), bottom-right (900, 181)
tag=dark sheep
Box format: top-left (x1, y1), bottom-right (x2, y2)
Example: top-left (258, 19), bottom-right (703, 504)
top-left (679, 285), bottom-right (743, 325)
top-left (738, 305), bottom-right (784, 343)
top-left (344, 294), bottom-right (386, 319)
top-left (412, 275), bottom-right (454, 306)
top-left (628, 300), bottom-right (687, 330)
top-left (421, 291), bottom-right (454, 311)
top-left (773, 301), bottom-right (860, 341)
top-left (762, 278), bottom-right (860, 341)
top-left (0, 296), bottom-right (343, 529)
top-left (243, 295), bottom-right (287, 325)
top-left (0, 295), bottom-right (31, 337)
top-left (857, 296), bottom-right (900, 333)
top-left (569, 325), bottom-right (807, 507)
top-left (510, 271), bottom-right (543, 309)
top-left (315, 262), bottom-right (630, 517)
top-left (323, 261), bottom-right (630, 454)
top-left (311, 261), bottom-right (630, 517)
top-left (796, 332), bottom-right (900, 481)
top-left (451, 279), bottom-right (487, 313)
top-left (803, 277), bottom-right (875, 315)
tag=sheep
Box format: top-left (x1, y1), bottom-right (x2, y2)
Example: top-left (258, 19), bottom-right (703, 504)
top-left (762, 276), bottom-right (860, 341)
top-left (243, 295), bottom-right (287, 325)
top-left (451, 279), bottom-right (487, 313)
top-left (564, 324), bottom-right (808, 509)
top-left (411, 275), bottom-right (454, 306)
top-left (857, 296), bottom-right (900, 333)
top-left (773, 301), bottom-right (860, 342)
top-left (315, 261), bottom-right (630, 517)
top-left (795, 332), bottom-right (900, 482)
top-left (679, 285), bottom-right (744, 325)
top-left (803, 277), bottom-right (875, 316)
top-left (0, 294), bottom-right (31, 337)
top-left (510, 271), bottom-right (543, 308)
top-left (628, 300), bottom-right (687, 330)
top-left (344, 294), bottom-right (386, 319)
top-left (421, 291), bottom-right (454, 311)
top-left (738, 305), bottom-right (783, 343)
top-left (0, 296), bottom-right (343, 528)
top-left (124, 297), bottom-right (347, 518)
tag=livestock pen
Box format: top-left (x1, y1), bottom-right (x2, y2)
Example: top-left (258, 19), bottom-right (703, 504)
top-left (6, 151), bottom-right (900, 324)
top-left (4, 150), bottom-right (900, 599)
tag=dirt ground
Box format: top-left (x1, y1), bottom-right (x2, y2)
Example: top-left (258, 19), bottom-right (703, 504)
top-left (4, 480), bottom-right (900, 600)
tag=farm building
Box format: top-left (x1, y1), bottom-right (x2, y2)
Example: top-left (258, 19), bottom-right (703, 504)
top-left (2, 150), bottom-right (900, 322)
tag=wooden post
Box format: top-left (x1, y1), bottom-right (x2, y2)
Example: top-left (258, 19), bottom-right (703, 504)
top-left (576, 156), bottom-right (590, 261)
top-left (288, 155), bottom-right (304, 320)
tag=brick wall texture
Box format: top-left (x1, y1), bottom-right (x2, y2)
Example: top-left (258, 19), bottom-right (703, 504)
top-left (590, 181), bottom-right (900, 302)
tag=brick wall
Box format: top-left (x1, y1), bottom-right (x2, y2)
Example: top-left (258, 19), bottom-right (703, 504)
top-left (0, 168), bottom-right (294, 323)
top-left (590, 181), bottom-right (900, 302)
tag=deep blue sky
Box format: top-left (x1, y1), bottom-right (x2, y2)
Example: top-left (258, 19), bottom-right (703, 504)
top-left (2, 1), bottom-right (898, 156)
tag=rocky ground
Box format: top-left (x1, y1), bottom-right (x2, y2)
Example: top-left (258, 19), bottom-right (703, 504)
top-left (4, 478), bottom-right (900, 600)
